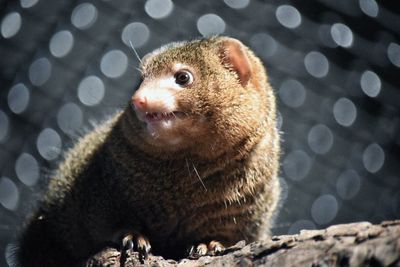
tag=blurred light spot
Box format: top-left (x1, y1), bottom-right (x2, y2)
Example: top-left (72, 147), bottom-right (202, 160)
top-left (311, 194), bottom-right (338, 225)
top-left (360, 70), bottom-right (381, 97)
top-left (279, 79), bottom-right (306, 108)
top-left (36, 128), bottom-right (62, 160)
top-left (0, 177), bottom-right (19, 210)
top-left (330, 23), bottom-right (353, 48)
top-left (1, 12), bottom-right (21, 38)
top-left (308, 124), bottom-right (334, 154)
top-left (223, 0), bottom-right (249, 9)
top-left (387, 43), bottom-right (400, 67)
top-left (318, 24), bottom-right (337, 48)
top-left (78, 76), bottom-right (105, 106)
top-left (71, 3), bottom-right (98, 30)
top-left (29, 57), bottom-right (52, 86)
top-left (288, 220), bottom-right (316, 235)
top-left (359, 0), bottom-right (379, 17)
top-left (276, 5), bottom-right (301, 29)
top-left (0, 110), bottom-right (9, 142)
top-left (197, 14), bottom-right (226, 36)
top-left (8, 83), bottom-right (30, 114)
top-left (20, 0), bottom-right (39, 8)
top-left (49, 30), bottom-right (74, 58)
top-left (57, 102), bottom-right (83, 134)
top-left (250, 33), bottom-right (277, 58)
top-left (144, 0), bottom-right (173, 19)
top-left (363, 143), bottom-right (385, 173)
top-left (333, 98), bottom-right (357, 127)
top-left (121, 22), bottom-right (150, 48)
top-left (336, 170), bottom-right (361, 200)
top-left (283, 150), bottom-right (312, 181)
top-left (304, 51), bottom-right (329, 78)
top-left (15, 153), bottom-right (40, 186)
top-left (100, 50), bottom-right (128, 78)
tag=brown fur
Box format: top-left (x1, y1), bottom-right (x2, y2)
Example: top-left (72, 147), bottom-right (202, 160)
top-left (17, 36), bottom-right (281, 266)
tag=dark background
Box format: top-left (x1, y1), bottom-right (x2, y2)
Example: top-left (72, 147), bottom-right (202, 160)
top-left (0, 0), bottom-right (399, 266)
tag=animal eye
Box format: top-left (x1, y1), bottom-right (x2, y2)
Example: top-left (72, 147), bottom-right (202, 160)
top-left (174, 70), bottom-right (193, 86)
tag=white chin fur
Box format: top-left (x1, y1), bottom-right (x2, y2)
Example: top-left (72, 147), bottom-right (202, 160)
top-left (145, 120), bottom-right (178, 140)
top-left (145, 124), bottom-right (182, 146)
top-left (161, 120), bottom-right (172, 129)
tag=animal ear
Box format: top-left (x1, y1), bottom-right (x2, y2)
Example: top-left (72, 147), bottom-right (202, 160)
top-left (218, 38), bottom-right (252, 87)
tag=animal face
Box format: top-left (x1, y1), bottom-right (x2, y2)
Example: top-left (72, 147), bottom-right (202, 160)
top-left (127, 37), bottom-right (270, 157)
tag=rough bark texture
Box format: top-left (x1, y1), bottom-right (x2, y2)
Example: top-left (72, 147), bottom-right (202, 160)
top-left (87, 220), bottom-right (400, 267)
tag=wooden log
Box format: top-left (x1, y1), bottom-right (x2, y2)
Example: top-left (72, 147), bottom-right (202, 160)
top-left (86, 220), bottom-right (400, 267)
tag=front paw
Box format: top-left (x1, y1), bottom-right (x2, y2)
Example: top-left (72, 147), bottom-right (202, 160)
top-left (121, 233), bottom-right (151, 262)
top-left (188, 240), bottom-right (225, 258)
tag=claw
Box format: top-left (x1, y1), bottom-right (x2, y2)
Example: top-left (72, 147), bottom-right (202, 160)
top-left (122, 234), bottom-right (134, 251)
top-left (188, 245), bottom-right (195, 257)
top-left (137, 235), bottom-right (151, 261)
top-left (120, 233), bottom-right (151, 264)
top-left (208, 241), bottom-right (225, 255)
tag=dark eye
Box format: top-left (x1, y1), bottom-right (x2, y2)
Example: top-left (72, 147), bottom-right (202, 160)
top-left (174, 70), bottom-right (193, 86)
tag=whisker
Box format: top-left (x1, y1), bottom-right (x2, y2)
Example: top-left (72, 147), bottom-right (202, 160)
top-left (126, 60), bottom-right (143, 76)
top-left (134, 66), bottom-right (143, 74)
top-left (129, 40), bottom-right (142, 63)
top-left (192, 162), bottom-right (207, 191)
top-left (185, 158), bottom-right (192, 177)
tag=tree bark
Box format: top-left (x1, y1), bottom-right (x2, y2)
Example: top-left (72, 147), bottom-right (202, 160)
top-left (87, 220), bottom-right (400, 267)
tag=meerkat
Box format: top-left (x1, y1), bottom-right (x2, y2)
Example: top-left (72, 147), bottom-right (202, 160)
top-left (16, 36), bottom-right (281, 266)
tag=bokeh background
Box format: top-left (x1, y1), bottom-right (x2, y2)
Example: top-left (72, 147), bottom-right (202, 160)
top-left (0, 0), bottom-right (399, 265)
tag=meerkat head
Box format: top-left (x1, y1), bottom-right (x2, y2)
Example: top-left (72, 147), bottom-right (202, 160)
top-left (126, 36), bottom-right (274, 159)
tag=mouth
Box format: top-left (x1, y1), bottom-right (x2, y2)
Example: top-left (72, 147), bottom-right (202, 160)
top-left (137, 111), bottom-right (186, 124)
